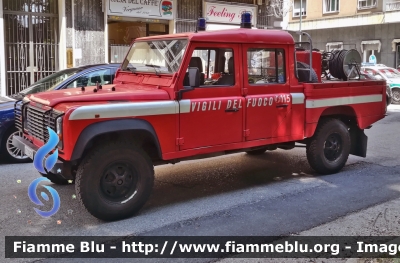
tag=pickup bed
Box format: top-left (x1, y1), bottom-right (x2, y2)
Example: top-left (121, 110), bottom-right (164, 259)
top-left (13, 27), bottom-right (386, 221)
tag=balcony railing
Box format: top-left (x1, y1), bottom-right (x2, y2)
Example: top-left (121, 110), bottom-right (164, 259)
top-left (386, 0), bottom-right (400, 11)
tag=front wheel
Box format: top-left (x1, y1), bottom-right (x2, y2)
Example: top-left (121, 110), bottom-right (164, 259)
top-left (75, 140), bottom-right (154, 221)
top-left (392, 89), bottom-right (400, 104)
top-left (1, 128), bottom-right (31, 163)
top-left (306, 118), bottom-right (351, 175)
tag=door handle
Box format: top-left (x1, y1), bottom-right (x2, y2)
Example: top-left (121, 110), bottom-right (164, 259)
top-left (225, 108), bottom-right (239, 112)
top-left (276, 104), bottom-right (288, 108)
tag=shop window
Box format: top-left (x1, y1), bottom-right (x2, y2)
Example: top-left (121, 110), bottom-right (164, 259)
top-left (323, 0), bottom-right (339, 13)
top-left (184, 48), bottom-right (235, 87)
top-left (247, 48), bottom-right (285, 84)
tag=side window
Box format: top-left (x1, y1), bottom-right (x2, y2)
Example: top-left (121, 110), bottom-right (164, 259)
top-left (247, 48), bottom-right (285, 84)
top-left (184, 48), bottom-right (235, 87)
top-left (67, 69), bottom-right (112, 88)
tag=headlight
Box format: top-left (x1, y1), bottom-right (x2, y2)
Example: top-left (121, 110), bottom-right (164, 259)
top-left (56, 116), bottom-right (63, 149)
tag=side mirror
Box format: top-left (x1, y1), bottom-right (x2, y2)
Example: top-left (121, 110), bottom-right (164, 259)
top-left (188, 67), bottom-right (200, 88)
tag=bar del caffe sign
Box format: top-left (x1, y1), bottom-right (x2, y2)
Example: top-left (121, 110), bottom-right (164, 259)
top-left (108, 0), bottom-right (174, 20)
top-left (204, 1), bottom-right (257, 25)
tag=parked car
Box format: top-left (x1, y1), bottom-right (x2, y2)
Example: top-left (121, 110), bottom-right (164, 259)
top-left (361, 66), bottom-right (400, 104)
top-left (0, 63), bottom-right (120, 163)
top-left (360, 70), bottom-right (392, 106)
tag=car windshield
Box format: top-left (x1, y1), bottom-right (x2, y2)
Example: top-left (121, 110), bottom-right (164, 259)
top-left (379, 68), bottom-right (400, 79)
top-left (19, 68), bottom-right (82, 95)
top-left (121, 39), bottom-right (188, 74)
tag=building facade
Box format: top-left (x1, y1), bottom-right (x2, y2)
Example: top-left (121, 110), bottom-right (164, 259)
top-left (286, 0), bottom-right (400, 68)
top-left (0, 0), bottom-right (280, 96)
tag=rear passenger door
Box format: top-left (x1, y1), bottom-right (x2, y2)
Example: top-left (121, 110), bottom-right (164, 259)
top-left (178, 43), bottom-right (244, 150)
top-left (243, 45), bottom-right (292, 141)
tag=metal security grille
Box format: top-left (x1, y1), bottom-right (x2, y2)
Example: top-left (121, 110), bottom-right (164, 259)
top-left (3, 0), bottom-right (59, 95)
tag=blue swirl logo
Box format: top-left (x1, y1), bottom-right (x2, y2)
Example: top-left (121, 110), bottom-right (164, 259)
top-left (29, 127), bottom-right (60, 217)
top-left (28, 177), bottom-right (60, 217)
top-left (33, 127), bottom-right (59, 174)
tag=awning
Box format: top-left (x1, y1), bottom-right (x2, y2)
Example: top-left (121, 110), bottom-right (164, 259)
top-left (392, 39), bottom-right (400, 52)
top-left (361, 40), bottom-right (381, 53)
top-left (326, 42), bottom-right (343, 51)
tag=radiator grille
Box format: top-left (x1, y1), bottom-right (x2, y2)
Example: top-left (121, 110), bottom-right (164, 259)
top-left (15, 102), bottom-right (61, 142)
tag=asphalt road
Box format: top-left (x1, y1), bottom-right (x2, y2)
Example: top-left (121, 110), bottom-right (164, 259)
top-left (1, 105), bottom-right (400, 263)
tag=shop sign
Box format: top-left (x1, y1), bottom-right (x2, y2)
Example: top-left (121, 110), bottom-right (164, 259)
top-left (107, 0), bottom-right (174, 20)
top-left (204, 1), bottom-right (257, 25)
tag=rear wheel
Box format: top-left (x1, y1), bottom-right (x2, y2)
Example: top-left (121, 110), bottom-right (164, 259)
top-left (1, 128), bottom-right (30, 163)
top-left (306, 118), bottom-right (350, 174)
top-left (392, 89), bottom-right (400, 104)
top-left (75, 140), bottom-right (154, 221)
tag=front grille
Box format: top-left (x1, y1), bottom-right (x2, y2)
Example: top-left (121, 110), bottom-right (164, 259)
top-left (26, 106), bottom-right (60, 142)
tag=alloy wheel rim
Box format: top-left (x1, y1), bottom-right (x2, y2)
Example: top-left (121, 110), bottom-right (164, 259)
top-left (6, 131), bottom-right (29, 160)
top-left (393, 91), bottom-right (400, 102)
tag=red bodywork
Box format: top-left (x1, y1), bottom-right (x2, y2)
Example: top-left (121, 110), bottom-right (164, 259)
top-left (22, 29), bottom-right (386, 163)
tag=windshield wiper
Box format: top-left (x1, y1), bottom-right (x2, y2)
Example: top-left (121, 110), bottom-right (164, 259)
top-left (126, 64), bottom-right (137, 74)
top-left (145, 64), bottom-right (161, 76)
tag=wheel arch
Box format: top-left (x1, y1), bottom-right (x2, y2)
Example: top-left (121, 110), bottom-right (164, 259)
top-left (71, 119), bottom-right (162, 162)
top-left (307, 107), bottom-right (367, 158)
top-left (0, 121), bottom-right (15, 149)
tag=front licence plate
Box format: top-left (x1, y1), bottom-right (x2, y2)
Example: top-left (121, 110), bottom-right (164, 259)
top-left (24, 146), bottom-right (34, 159)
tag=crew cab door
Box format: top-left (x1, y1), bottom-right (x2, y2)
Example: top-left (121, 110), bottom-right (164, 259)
top-left (243, 45), bottom-right (292, 141)
top-left (178, 44), bottom-right (244, 150)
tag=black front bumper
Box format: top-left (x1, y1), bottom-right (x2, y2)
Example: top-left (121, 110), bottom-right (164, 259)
top-left (12, 135), bottom-right (72, 179)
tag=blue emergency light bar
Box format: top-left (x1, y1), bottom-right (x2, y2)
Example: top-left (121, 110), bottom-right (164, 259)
top-left (197, 18), bottom-right (206, 31)
top-left (240, 12), bottom-right (252, 29)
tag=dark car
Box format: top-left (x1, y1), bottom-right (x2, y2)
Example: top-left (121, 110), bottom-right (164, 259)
top-left (0, 63), bottom-right (120, 163)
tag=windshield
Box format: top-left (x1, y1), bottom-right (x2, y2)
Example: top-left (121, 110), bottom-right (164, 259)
top-left (379, 68), bottom-right (400, 79)
top-left (19, 68), bottom-right (82, 95)
top-left (121, 39), bottom-right (188, 74)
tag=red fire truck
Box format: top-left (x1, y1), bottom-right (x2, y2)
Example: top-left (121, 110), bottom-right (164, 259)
top-left (13, 18), bottom-right (387, 221)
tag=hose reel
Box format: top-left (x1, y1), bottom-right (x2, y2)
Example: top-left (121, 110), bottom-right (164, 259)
top-left (322, 49), bottom-right (362, 81)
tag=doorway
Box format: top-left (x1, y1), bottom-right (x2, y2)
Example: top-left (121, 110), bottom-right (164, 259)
top-left (3, 0), bottom-right (59, 95)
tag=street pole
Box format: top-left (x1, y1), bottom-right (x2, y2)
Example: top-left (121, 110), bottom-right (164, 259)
top-left (299, 0), bottom-right (302, 42)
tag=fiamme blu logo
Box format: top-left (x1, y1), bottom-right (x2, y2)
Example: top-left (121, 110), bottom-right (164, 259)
top-left (28, 127), bottom-right (61, 217)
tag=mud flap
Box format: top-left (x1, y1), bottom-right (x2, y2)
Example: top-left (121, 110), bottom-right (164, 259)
top-left (350, 127), bottom-right (368, 158)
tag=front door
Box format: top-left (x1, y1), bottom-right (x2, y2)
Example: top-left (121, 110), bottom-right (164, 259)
top-left (179, 44), bottom-right (244, 150)
top-left (3, 0), bottom-right (59, 95)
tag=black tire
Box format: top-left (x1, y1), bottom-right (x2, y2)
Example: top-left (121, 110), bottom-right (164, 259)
top-left (0, 127), bottom-right (31, 163)
top-left (246, 147), bottom-right (268, 155)
top-left (75, 140), bottom-right (154, 221)
top-left (392, 89), bottom-right (400, 104)
top-left (40, 172), bottom-right (71, 185)
top-left (297, 61), bottom-right (319, 83)
top-left (306, 118), bottom-right (351, 175)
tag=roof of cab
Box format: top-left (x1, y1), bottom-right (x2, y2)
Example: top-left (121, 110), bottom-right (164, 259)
top-left (137, 28), bottom-right (295, 45)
